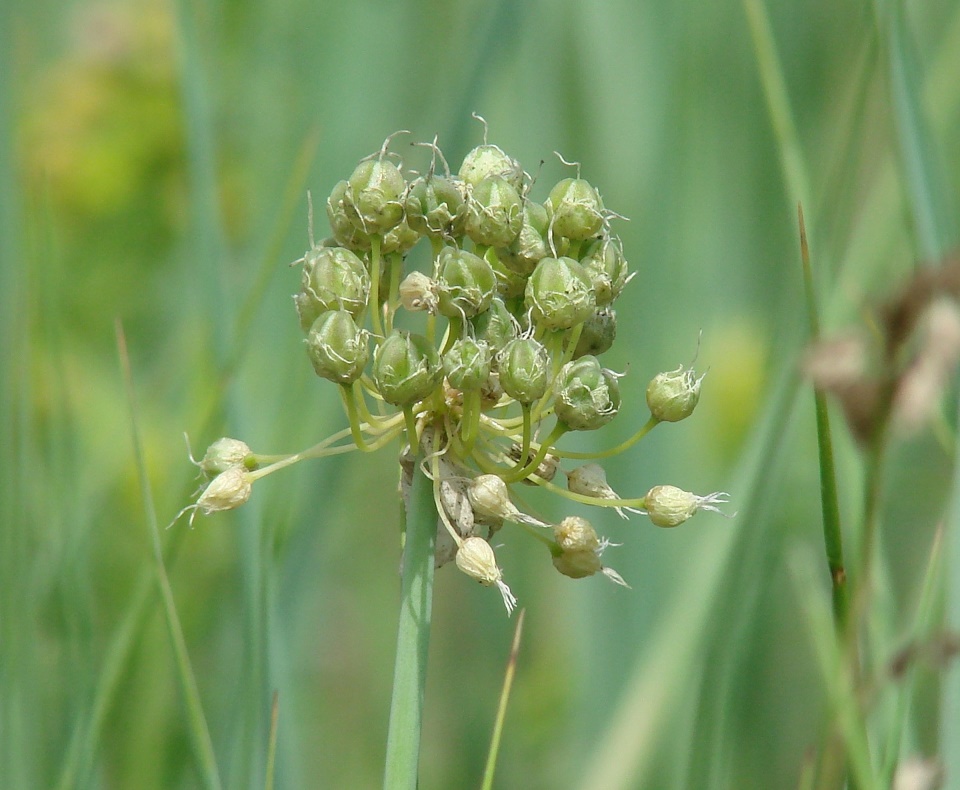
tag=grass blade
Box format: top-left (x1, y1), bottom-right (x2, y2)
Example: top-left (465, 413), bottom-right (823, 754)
top-left (480, 609), bottom-right (526, 790)
top-left (117, 320), bottom-right (223, 790)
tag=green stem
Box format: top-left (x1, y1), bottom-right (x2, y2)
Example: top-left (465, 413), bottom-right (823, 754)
top-left (386, 252), bottom-right (404, 333)
top-left (340, 384), bottom-right (376, 452)
top-left (369, 234), bottom-right (384, 339)
top-left (480, 611), bottom-right (526, 790)
top-left (501, 421), bottom-right (567, 483)
top-left (460, 389), bottom-right (481, 453)
top-left (383, 433), bottom-right (437, 790)
top-left (557, 415), bottom-right (659, 459)
top-left (519, 403), bottom-right (532, 464)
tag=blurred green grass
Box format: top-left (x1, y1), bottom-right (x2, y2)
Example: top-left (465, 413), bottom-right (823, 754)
top-left (3, 0), bottom-right (959, 787)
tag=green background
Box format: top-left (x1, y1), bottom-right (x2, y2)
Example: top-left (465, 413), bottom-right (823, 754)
top-left (3, 0), bottom-right (959, 787)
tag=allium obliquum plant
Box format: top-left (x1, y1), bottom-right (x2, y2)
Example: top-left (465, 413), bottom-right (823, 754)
top-left (179, 121), bottom-right (729, 788)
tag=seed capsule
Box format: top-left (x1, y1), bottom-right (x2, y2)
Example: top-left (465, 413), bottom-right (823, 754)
top-left (372, 330), bottom-right (443, 406)
top-left (553, 515), bottom-right (601, 553)
top-left (344, 157), bottom-right (406, 235)
top-left (459, 143), bottom-right (524, 189)
top-left (404, 175), bottom-right (467, 239)
top-left (498, 201), bottom-right (549, 276)
top-left (581, 236), bottom-right (631, 306)
top-left (553, 356), bottom-right (622, 431)
top-left (294, 246), bottom-right (370, 331)
top-left (305, 310), bottom-right (370, 384)
top-left (464, 176), bottom-right (523, 248)
top-left (545, 177), bottom-right (604, 241)
top-left (443, 337), bottom-right (493, 391)
top-left (525, 256), bottom-right (596, 331)
top-left (326, 180), bottom-right (372, 252)
top-left (573, 307), bottom-right (617, 358)
top-left (646, 365), bottom-right (704, 422)
top-left (470, 297), bottom-right (517, 352)
top-left (498, 337), bottom-right (549, 404)
top-left (436, 247), bottom-right (497, 319)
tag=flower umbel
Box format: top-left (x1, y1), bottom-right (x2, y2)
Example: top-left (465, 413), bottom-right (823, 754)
top-left (178, 123), bottom-right (731, 613)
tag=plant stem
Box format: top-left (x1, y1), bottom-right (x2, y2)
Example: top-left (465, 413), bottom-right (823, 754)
top-left (797, 205), bottom-right (849, 632)
top-left (383, 435), bottom-right (437, 790)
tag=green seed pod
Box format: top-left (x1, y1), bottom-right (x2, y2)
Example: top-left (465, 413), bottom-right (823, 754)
top-left (372, 330), bottom-right (443, 406)
top-left (345, 158), bottom-right (406, 235)
top-left (294, 246), bottom-right (371, 331)
top-left (326, 180), bottom-right (372, 252)
top-left (404, 175), bottom-right (467, 239)
top-left (465, 176), bottom-right (523, 248)
top-left (498, 337), bottom-right (549, 404)
top-left (498, 201), bottom-right (549, 276)
top-left (573, 307), bottom-right (617, 358)
top-left (470, 297), bottom-right (517, 351)
top-left (581, 236), bottom-right (631, 306)
top-left (525, 256), bottom-right (596, 331)
top-left (459, 144), bottom-right (524, 189)
top-left (487, 253), bottom-right (527, 300)
top-left (443, 337), bottom-right (493, 391)
top-left (646, 365), bottom-right (704, 422)
top-left (545, 177), bottom-right (604, 241)
top-left (381, 219), bottom-right (420, 255)
top-left (436, 247), bottom-right (497, 318)
top-left (305, 310), bottom-right (370, 384)
top-left (553, 355), bottom-right (621, 431)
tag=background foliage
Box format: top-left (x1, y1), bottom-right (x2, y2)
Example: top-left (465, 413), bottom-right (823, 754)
top-left (3, 0), bottom-right (959, 787)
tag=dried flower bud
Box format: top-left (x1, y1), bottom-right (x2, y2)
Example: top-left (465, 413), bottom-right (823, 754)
top-left (545, 177), bottom-right (604, 241)
top-left (553, 515), bottom-right (601, 553)
top-left (294, 246), bottom-right (370, 331)
top-left (399, 271), bottom-right (439, 313)
top-left (642, 485), bottom-right (730, 528)
top-left (372, 330), bottom-right (443, 406)
top-left (305, 310), bottom-right (370, 384)
top-left (404, 175), bottom-right (467, 239)
top-left (525, 256), bottom-right (596, 331)
top-left (443, 337), bottom-right (493, 391)
top-left (199, 438), bottom-right (255, 476)
top-left (566, 463), bottom-right (641, 519)
top-left (508, 444), bottom-right (560, 483)
top-left (468, 474), bottom-right (548, 528)
top-left (345, 157), bottom-right (406, 235)
top-left (574, 307), bottom-right (617, 358)
top-left (551, 517), bottom-right (629, 586)
top-left (459, 143), bottom-right (524, 189)
top-left (196, 466), bottom-right (252, 516)
top-left (436, 246), bottom-right (497, 318)
top-left (465, 175), bottom-right (523, 248)
top-left (553, 356), bottom-right (622, 431)
top-left (552, 548), bottom-right (602, 579)
top-left (646, 365), bottom-right (705, 422)
top-left (498, 337), bottom-right (550, 404)
top-left (455, 536), bottom-right (518, 614)
top-left (581, 236), bottom-right (632, 306)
